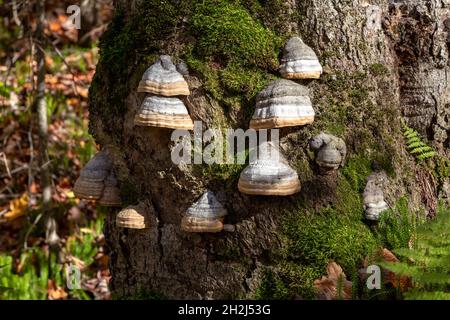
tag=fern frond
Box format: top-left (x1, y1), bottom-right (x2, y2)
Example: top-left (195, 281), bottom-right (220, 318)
top-left (417, 151), bottom-right (436, 161)
top-left (402, 124), bottom-right (436, 163)
top-left (404, 290), bottom-right (450, 300)
top-left (410, 146), bottom-right (433, 154)
top-left (407, 141), bottom-right (425, 149)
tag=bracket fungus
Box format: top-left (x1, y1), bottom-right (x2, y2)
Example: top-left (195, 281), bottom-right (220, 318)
top-left (134, 95), bottom-right (194, 130)
top-left (73, 150), bottom-right (112, 200)
top-left (279, 36), bottom-right (323, 79)
top-left (249, 79), bottom-right (315, 129)
top-left (137, 55), bottom-right (190, 96)
top-left (363, 171), bottom-right (389, 221)
top-left (309, 132), bottom-right (347, 171)
top-left (181, 191), bottom-right (228, 233)
top-left (97, 172), bottom-right (122, 206)
top-left (238, 142), bottom-right (301, 196)
top-left (116, 205), bottom-right (148, 229)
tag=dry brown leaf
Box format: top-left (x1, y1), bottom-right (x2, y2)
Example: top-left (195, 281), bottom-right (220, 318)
top-left (3, 193), bottom-right (29, 221)
top-left (314, 261), bottom-right (352, 300)
top-left (47, 279), bottom-right (68, 300)
top-left (381, 248), bottom-right (399, 263)
top-left (380, 248), bottom-right (412, 291)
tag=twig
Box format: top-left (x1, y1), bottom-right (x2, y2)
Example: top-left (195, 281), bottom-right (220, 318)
top-left (23, 213), bottom-right (43, 250)
top-left (0, 164), bottom-right (28, 178)
top-left (0, 152), bottom-right (12, 178)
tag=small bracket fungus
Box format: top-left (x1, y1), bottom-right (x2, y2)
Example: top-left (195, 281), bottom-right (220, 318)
top-left (363, 171), bottom-right (389, 221)
top-left (134, 95), bottom-right (194, 130)
top-left (249, 79), bottom-right (315, 129)
top-left (238, 142), bottom-right (301, 196)
top-left (279, 36), bottom-right (323, 79)
top-left (73, 150), bottom-right (112, 200)
top-left (97, 172), bottom-right (122, 206)
top-left (181, 191), bottom-right (228, 233)
top-left (137, 55), bottom-right (190, 96)
top-left (309, 132), bottom-right (347, 171)
top-left (116, 205), bottom-right (149, 229)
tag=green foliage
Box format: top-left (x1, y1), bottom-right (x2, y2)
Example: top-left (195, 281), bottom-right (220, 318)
top-left (0, 218), bottom-right (104, 300)
top-left (381, 206), bottom-right (450, 300)
top-left (402, 125), bottom-right (436, 163)
top-left (0, 248), bottom-right (63, 300)
top-left (189, 0), bottom-right (281, 69)
top-left (0, 81), bottom-right (11, 98)
top-left (66, 219), bottom-right (103, 267)
top-left (377, 197), bottom-right (423, 250)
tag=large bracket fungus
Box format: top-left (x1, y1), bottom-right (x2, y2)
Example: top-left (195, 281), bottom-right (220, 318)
top-left (249, 79), bottom-right (315, 129)
top-left (181, 190), bottom-right (228, 233)
top-left (279, 36), bottom-right (323, 79)
top-left (309, 132), bottom-right (347, 171)
top-left (116, 205), bottom-right (149, 229)
top-left (73, 149), bottom-right (112, 200)
top-left (363, 171), bottom-right (389, 221)
top-left (137, 55), bottom-right (190, 96)
top-left (135, 55), bottom-right (194, 130)
top-left (238, 141), bottom-right (301, 196)
top-left (97, 172), bottom-right (122, 207)
top-left (134, 95), bottom-right (194, 130)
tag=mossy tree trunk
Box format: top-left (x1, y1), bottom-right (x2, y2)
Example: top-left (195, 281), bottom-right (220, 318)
top-left (88, 0), bottom-right (449, 299)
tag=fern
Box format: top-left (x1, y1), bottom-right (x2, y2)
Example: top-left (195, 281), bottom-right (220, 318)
top-left (410, 146), bottom-right (433, 154)
top-left (381, 206), bottom-right (450, 300)
top-left (402, 124), bottom-right (436, 162)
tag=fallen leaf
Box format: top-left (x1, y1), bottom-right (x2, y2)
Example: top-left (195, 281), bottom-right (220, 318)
top-left (3, 193), bottom-right (29, 221)
top-left (47, 279), bottom-right (68, 300)
top-left (380, 248), bottom-right (412, 291)
top-left (314, 261), bottom-right (352, 300)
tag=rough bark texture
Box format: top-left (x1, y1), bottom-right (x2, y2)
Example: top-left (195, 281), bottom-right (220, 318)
top-left (88, 0), bottom-right (449, 299)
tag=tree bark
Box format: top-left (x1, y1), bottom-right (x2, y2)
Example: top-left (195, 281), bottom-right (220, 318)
top-left (89, 0), bottom-right (449, 299)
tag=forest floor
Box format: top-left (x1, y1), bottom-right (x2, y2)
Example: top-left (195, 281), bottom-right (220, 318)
top-left (0, 1), bottom-right (113, 300)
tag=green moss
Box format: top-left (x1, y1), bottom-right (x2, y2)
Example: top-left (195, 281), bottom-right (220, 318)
top-left (435, 156), bottom-right (450, 183)
top-left (281, 210), bottom-right (378, 275)
top-left (221, 62), bottom-right (274, 99)
top-left (189, 0), bottom-right (281, 70)
top-left (184, 0), bottom-right (282, 115)
top-left (341, 155), bottom-right (372, 192)
top-left (254, 268), bottom-right (290, 300)
top-left (198, 163), bottom-right (246, 185)
top-left (376, 197), bottom-right (424, 250)
top-left (369, 63), bottom-right (389, 76)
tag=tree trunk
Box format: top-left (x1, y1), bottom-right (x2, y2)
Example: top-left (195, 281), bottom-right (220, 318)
top-left (88, 0), bottom-right (449, 299)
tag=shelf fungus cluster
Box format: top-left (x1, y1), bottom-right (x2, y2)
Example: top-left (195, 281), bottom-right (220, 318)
top-left (279, 36), bottom-right (323, 79)
top-left (238, 142), bottom-right (301, 196)
top-left (310, 132), bottom-right (347, 171)
top-left (73, 150), bottom-right (121, 206)
top-left (116, 205), bottom-right (149, 229)
top-left (250, 79), bottom-right (315, 129)
top-left (181, 191), bottom-right (228, 233)
top-left (363, 171), bottom-right (389, 221)
top-left (135, 55), bottom-right (194, 130)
